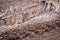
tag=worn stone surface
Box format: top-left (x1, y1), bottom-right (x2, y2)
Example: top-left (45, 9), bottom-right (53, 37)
top-left (0, 0), bottom-right (60, 40)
